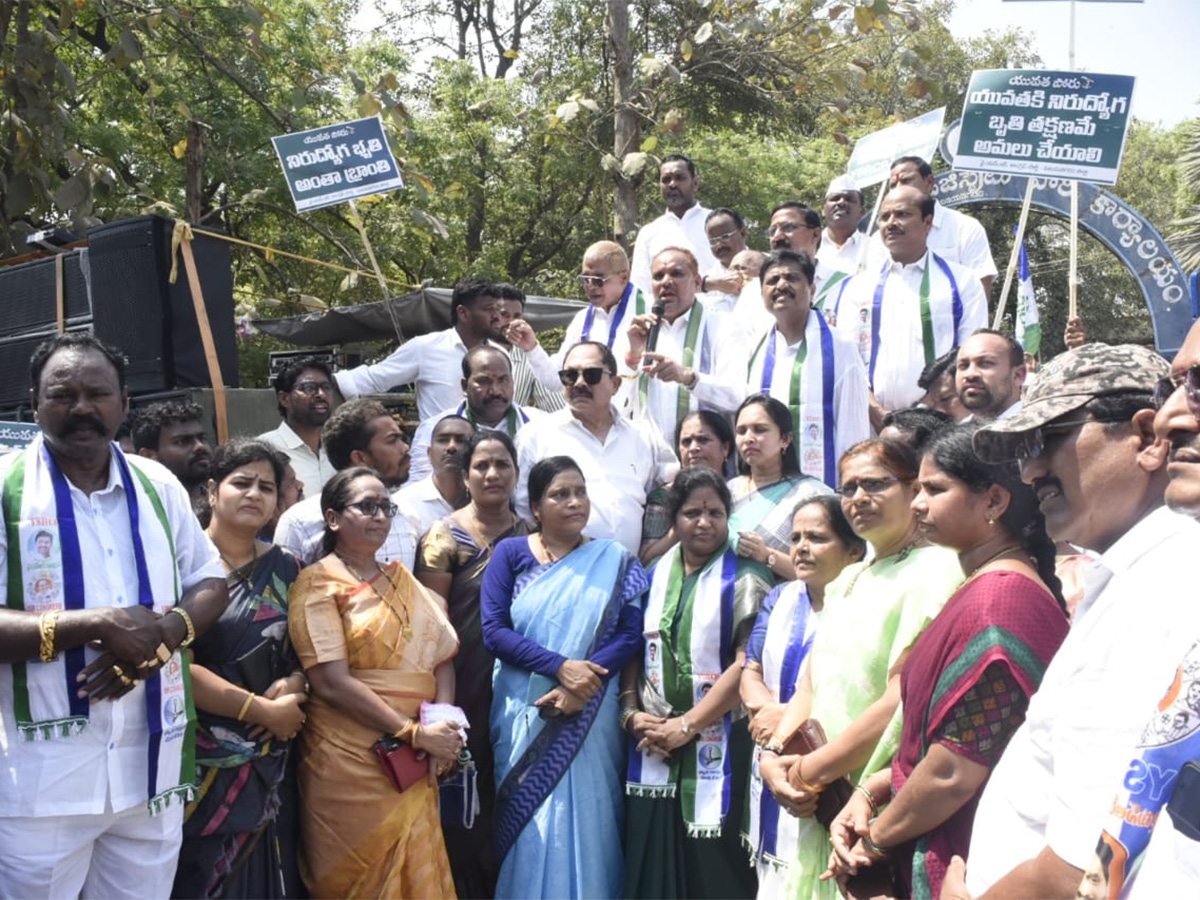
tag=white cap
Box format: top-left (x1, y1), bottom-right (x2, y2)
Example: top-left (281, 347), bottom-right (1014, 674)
top-left (826, 174), bottom-right (858, 197)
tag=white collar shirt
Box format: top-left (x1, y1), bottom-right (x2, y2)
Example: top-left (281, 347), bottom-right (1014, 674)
top-left (967, 507), bottom-right (1200, 893)
top-left (630, 204), bottom-right (719, 298)
top-left (394, 475), bottom-right (455, 536)
top-left (553, 284), bottom-right (648, 370)
top-left (333, 327), bottom-right (468, 421)
top-left (256, 420), bottom-right (337, 495)
top-left (832, 251), bottom-right (987, 411)
top-left (0, 451), bottom-right (222, 817)
top-left (868, 200), bottom-right (998, 282)
top-left (406, 402), bottom-right (545, 484)
top-left (514, 407), bottom-right (679, 554)
top-left (273, 490), bottom-right (419, 570)
top-left (818, 228), bottom-right (868, 278)
top-left (745, 314), bottom-right (871, 480)
top-left (619, 301), bottom-right (746, 444)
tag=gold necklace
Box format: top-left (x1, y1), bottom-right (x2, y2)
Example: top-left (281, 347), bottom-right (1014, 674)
top-left (336, 553), bottom-right (413, 640)
top-left (964, 544), bottom-right (1026, 583)
top-left (538, 531), bottom-right (581, 563)
top-left (843, 541), bottom-right (918, 597)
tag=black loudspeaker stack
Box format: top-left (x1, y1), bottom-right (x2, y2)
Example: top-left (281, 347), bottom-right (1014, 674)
top-left (0, 215), bottom-right (239, 411)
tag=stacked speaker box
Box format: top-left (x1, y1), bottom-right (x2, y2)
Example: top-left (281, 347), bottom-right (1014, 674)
top-left (88, 214), bottom-right (239, 394)
top-left (0, 249), bottom-right (94, 408)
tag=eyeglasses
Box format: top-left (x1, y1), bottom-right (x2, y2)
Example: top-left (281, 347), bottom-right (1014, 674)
top-left (294, 381), bottom-right (334, 396)
top-left (707, 230), bottom-right (739, 247)
top-left (577, 274), bottom-right (615, 288)
top-left (767, 222), bottom-right (816, 238)
top-left (1014, 416), bottom-right (1124, 460)
top-left (1154, 365), bottom-right (1200, 415)
top-left (558, 367), bottom-right (610, 387)
top-left (342, 499), bottom-right (399, 518)
top-left (836, 476), bottom-right (900, 498)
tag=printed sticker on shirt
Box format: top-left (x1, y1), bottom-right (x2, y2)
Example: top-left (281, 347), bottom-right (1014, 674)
top-left (21, 519), bottom-right (62, 611)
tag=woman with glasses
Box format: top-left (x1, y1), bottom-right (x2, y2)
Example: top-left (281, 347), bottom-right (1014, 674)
top-left (173, 440), bottom-right (307, 899)
top-left (729, 394), bottom-right (831, 583)
top-left (640, 410), bottom-right (736, 565)
top-left (740, 495), bottom-right (866, 897)
top-left (757, 438), bottom-right (962, 900)
top-left (288, 467), bottom-right (464, 898)
top-left (623, 467), bottom-right (773, 899)
top-left (823, 423), bottom-right (1069, 899)
top-left (482, 456), bottom-right (647, 899)
top-left (415, 431), bottom-right (529, 899)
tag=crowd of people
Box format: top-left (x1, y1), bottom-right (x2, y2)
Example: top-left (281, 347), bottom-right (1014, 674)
top-left (0, 150), bottom-right (1196, 900)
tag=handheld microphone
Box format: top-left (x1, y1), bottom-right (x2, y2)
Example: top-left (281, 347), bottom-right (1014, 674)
top-left (643, 302), bottom-right (667, 368)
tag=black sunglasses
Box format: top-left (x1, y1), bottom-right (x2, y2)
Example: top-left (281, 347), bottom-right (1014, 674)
top-left (343, 499), bottom-right (399, 518)
top-left (558, 367), bottom-right (610, 387)
top-left (1154, 364), bottom-right (1200, 416)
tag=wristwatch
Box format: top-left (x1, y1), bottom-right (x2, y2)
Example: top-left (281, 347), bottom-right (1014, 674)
top-left (765, 552), bottom-right (776, 569)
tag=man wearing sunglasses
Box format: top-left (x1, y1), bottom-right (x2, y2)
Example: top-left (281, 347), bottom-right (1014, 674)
top-left (629, 154), bottom-right (719, 298)
top-left (259, 355), bottom-right (337, 493)
top-left (554, 241), bottom-right (647, 374)
top-left (514, 341), bottom-right (678, 556)
top-left (274, 399), bottom-right (422, 571)
top-left (941, 342), bottom-right (1200, 899)
top-left (833, 186), bottom-right (987, 429)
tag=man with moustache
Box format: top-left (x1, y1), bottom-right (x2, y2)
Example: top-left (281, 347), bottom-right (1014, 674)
top-left (701, 207), bottom-right (750, 311)
top-left (556, 241), bottom-right (649, 370)
top-left (514, 341), bottom-right (677, 555)
top-left (955, 329), bottom-right (1026, 420)
top-left (630, 154), bottom-right (719, 297)
top-left (624, 247), bottom-right (745, 443)
top-left (407, 345), bottom-right (544, 483)
top-left (868, 155), bottom-right (998, 294)
top-left (273, 399), bottom-right (422, 568)
top-left (334, 276), bottom-right (505, 420)
top-left (817, 175), bottom-right (868, 284)
top-left (132, 399), bottom-right (214, 504)
top-left (744, 249), bottom-right (869, 486)
top-left (833, 186), bottom-right (987, 428)
top-left (395, 415), bottom-right (473, 534)
top-left (0, 333), bottom-right (227, 898)
top-left (933, 343), bottom-right (1200, 899)
top-left (258, 356), bottom-right (337, 493)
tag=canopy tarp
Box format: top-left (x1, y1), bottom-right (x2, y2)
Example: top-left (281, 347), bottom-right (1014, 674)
top-left (250, 287), bottom-right (585, 347)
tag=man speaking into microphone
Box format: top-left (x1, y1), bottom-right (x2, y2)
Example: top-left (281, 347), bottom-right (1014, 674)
top-left (623, 246), bottom-right (745, 443)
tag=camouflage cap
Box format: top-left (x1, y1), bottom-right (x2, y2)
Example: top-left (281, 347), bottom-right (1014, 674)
top-left (973, 342), bottom-right (1168, 463)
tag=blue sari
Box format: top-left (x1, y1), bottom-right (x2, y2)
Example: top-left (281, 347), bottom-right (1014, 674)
top-left (490, 539), bottom-right (646, 899)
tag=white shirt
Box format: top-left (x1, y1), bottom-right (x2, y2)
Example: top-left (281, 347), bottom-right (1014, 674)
top-left (273, 491), bottom-right (420, 570)
top-left (967, 507), bottom-right (1200, 893)
top-left (746, 314), bottom-right (871, 481)
top-left (1129, 809), bottom-right (1200, 898)
top-left (514, 407), bottom-right (679, 554)
top-left (394, 475), bottom-right (455, 536)
top-left (621, 301), bottom-right (746, 445)
top-left (256, 420), bottom-right (337, 495)
top-left (868, 200), bottom-right (998, 282)
top-left (818, 227), bottom-right (869, 279)
top-left (630, 204), bottom-right (719, 298)
top-left (553, 285), bottom-right (648, 370)
top-left (833, 251), bottom-right (987, 411)
top-left (406, 402), bottom-right (544, 484)
top-left (334, 327), bottom-right (469, 422)
top-left (0, 452), bottom-right (222, 817)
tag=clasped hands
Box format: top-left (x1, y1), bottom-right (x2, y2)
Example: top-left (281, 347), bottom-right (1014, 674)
top-left (534, 658), bottom-right (609, 718)
top-left (76, 605), bottom-right (183, 702)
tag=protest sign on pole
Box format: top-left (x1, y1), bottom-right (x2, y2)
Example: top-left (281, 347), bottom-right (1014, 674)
top-left (271, 116), bottom-right (404, 212)
top-left (847, 107), bottom-right (946, 190)
top-left (954, 69), bottom-right (1135, 185)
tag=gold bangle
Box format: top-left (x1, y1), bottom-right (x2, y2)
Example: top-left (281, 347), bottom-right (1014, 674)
top-left (394, 720), bottom-right (419, 746)
top-left (236, 692), bottom-right (256, 722)
top-left (167, 606), bottom-right (196, 649)
top-left (38, 609), bottom-right (61, 663)
top-left (855, 782), bottom-right (880, 817)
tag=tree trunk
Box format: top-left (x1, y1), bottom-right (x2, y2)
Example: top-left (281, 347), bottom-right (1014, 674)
top-left (185, 120), bottom-right (203, 224)
top-left (607, 0), bottom-right (638, 250)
